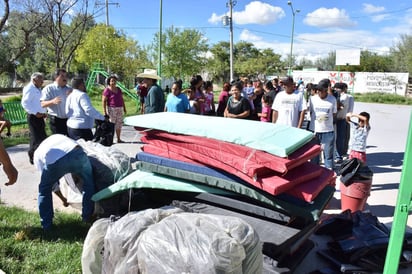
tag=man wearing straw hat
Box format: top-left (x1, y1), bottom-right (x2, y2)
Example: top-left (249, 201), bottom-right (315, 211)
top-left (137, 69), bottom-right (164, 114)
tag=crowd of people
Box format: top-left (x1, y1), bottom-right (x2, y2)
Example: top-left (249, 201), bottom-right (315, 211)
top-left (134, 70), bottom-right (371, 172)
top-left (4, 68), bottom-right (129, 230)
top-left (0, 67), bottom-right (372, 231)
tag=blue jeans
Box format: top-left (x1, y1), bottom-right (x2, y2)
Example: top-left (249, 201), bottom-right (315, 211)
top-left (313, 131), bottom-right (335, 170)
top-left (38, 147), bottom-right (95, 229)
top-left (335, 119), bottom-right (347, 160)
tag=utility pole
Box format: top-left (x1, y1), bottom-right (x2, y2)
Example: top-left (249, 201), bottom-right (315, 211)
top-left (158, 0), bottom-right (163, 81)
top-left (95, 0), bottom-right (119, 73)
top-left (96, 0), bottom-right (119, 26)
top-left (223, 0), bottom-right (236, 82)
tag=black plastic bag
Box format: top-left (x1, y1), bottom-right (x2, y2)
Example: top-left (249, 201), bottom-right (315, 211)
top-left (93, 119), bottom-right (114, 146)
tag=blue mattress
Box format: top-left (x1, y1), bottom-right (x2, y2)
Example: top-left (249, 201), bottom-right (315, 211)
top-left (137, 152), bottom-right (241, 182)
top-left (136, 152), bottom-right (334, 222)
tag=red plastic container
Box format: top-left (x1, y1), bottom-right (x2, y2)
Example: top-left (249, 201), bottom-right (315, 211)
top-left (340, 179), bottom-right (372, 212)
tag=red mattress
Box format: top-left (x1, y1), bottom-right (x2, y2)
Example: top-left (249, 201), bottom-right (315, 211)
top-left (285, 168), bottom-right (336, 202)
top-left (141, 139), bottom-right (325, 196)
top-left (140, 130), bottom-right (321, 174)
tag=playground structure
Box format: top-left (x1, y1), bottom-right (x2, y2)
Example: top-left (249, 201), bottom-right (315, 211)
top-left (85, 63), bottom-right (140, 111)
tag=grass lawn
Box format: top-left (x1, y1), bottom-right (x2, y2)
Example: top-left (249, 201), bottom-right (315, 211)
top-left (0, 206), bottom-right (88, 273)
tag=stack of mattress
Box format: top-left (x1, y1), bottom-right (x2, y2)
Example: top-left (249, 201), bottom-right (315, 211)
top-left (92, 112), bottom-right (337, 273)
top-left (124, 112), bottom-right (336, 223)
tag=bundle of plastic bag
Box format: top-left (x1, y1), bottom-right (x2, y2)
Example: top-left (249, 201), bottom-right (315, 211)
top-left (82, 207), bottom-right (263, 274)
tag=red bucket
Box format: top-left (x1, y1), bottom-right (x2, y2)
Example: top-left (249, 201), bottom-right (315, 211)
top-left (340, 179), bottom-right (372, 212)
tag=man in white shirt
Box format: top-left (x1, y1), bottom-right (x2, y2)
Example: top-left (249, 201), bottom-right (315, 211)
top-left (271, 76), bottom-right (306, 128)
top-left (34, 134), bottom-right (95, 230)
top-left (309, 79), bottom-right (337, 170)
top-left (40, 68), bottom-right (71, 135)
top-left (21, 72), bottom-right (47, 164)
top-left (65, 78), bottom-right (105, 141)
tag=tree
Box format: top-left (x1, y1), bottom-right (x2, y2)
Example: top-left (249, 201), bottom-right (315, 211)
top-left (315, 51), bottom-right (336, 71)
top-left (42, 0), bottom-right (95, 69)
top-left (298, 58), bottom-right (314, 69)
top-left (251, 48), bottom-right (283, 78)
top-left (75, 24), bottom-right (151, 85)
top-left (151, 26), bottom-right (209, 80)
top-left (0, 4), bottom-right (49, 75)
top-left (206, 41), bottom-right (230, 82)
top-left (234, 41), bottom-right (260, 78)
top-left (390, 34), bottom-right (412, 73)
top-left (0, 0), bottom-right (9, 32)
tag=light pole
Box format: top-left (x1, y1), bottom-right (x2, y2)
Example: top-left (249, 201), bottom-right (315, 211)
top-left (222, 0), bottom-right (236, 82)
top-left (158, 0), bottom-right (163, 80)
top-left (287, 1), bottom-right (300, 76)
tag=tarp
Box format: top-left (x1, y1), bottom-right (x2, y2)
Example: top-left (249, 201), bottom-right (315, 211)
top-left (124, 112), bottom-right (314, 157)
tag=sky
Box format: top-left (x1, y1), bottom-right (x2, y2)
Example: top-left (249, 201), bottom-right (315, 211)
top-left (93, 0), bottom-right (412, 62)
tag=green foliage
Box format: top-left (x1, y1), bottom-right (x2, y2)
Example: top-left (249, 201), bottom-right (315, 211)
top-left (76, 24), bottom-right (151, 82)
top-left (353, 92), bottom-right (412, 105)
top-left (152, 27), bottom-right (209, 80)
top-left (206, 41), bottom-right (231, 82)
top-left (206, 41), bottom-right (285, 82)
top-left (0, 206), bottom-right (87, 273)
top-left (3, 95), bottom-right (22, 102)
top-left (390, 34), bottom-right (412, 73)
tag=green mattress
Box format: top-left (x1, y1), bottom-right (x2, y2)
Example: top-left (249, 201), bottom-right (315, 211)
top-left (124, 112), bottom-right (314, 157)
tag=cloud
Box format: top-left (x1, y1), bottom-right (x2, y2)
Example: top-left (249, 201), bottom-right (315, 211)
top-left (208, 13), bottom-right (223, 24)
top-left (371, 14), bottom-right (390, 22)
top-left (233, 1), bottom-right (285, 25)
top-left (208, 1), bottom-right (285, 25)
top-left (304, 7), bottom-right (357, 28)
top-left (362, 3), bottom-right (385, 14)
top-left (239, 29), bottom-right (263, 42)
top-left (235, 29), bottom-right (394, 62)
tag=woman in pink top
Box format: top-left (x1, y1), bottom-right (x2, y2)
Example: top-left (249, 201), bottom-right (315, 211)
top-left (102, 75), bottom-right (127, 143)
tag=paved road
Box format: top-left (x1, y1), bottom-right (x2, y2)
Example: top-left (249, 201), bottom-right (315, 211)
top-left (297, 101), bottom-right (412, 273)
top-left (1, 102), bottom-right (412, 272)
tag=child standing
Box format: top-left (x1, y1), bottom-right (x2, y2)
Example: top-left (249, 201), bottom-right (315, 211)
top-left (258, 94), bottom-right (273, 122)
top-left (346, 112), bottom-right (371, 164)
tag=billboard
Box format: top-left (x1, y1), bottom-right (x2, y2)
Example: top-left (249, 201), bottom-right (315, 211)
top-left (336, 49), bottom-right (361, 66)
top-left (292, 71), bottom-right (409, 95)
